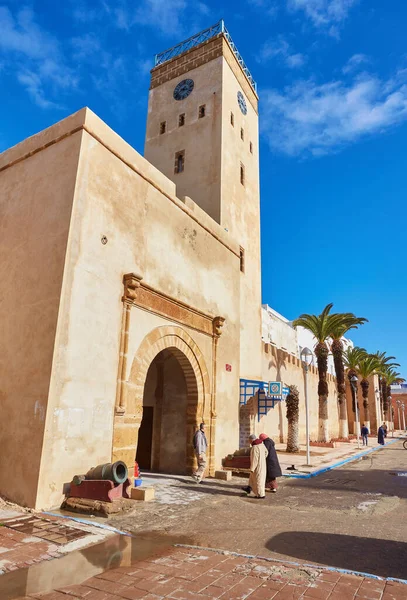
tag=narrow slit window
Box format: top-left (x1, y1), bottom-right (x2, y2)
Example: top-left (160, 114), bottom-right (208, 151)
top-left (174, 150), bottom-right (185, 174)
top-left (240, 162), bottom-right (245, 186)
top-left (230, 112), bottom-right (234, 126)
top-left (250, 141), bottom-right (253, 154)
top-left (198, 104), bottom-right (206, 118)
top-left (240, 247), bottom-right (245, 273)
top-left (160, 121), bottom-right (166, 135)
top-left (240, 128), bottom-right (244, 141)
top-left (179, 113), bottom-right (185, 127)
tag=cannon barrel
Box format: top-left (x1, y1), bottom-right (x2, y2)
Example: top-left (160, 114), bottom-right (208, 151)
top-left (85, 461), bottom-right (128, 485)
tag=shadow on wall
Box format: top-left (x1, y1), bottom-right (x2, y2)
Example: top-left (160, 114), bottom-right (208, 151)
top-left (265, 531), bottom-right (407, 579)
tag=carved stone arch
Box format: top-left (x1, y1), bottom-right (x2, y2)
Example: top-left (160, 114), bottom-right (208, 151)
top-left (113, 326), bottom-right (212, 474)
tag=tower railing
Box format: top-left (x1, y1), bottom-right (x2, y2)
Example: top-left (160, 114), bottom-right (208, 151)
top-left (154, 20), bottom-right (257, 92)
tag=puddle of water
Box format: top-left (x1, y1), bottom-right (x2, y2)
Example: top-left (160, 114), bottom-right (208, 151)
top-left (0, 530), bottom-right (195, 600)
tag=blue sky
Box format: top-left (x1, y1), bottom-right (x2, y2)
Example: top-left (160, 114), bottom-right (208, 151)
top-left (1, 0), bottom-right (406, 377)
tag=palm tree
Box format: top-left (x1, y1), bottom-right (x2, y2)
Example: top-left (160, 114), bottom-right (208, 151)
top-left (380, 367), bottom-right (405, 423)
top-left (330, 316), bottom-right (367, 439)
top-left (286, 385), bottom-right (300, 453)
top-left (357, 354), bottom-right (381, 429)
top-left (293, 303), bottom-right (360, 442)
top-left (372, 352), bottom-right (399, 420)
top-left (343, 346), bottom-right (367, 432)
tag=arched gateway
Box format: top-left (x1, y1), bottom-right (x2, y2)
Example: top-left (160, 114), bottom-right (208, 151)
top-left (113, 326), bottom-right (212, 475)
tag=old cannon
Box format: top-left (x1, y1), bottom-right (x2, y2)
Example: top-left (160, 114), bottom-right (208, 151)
top-left (69, 461), bottom-right (131, 503)
top-left (86, 461), bottom-right (128, 484)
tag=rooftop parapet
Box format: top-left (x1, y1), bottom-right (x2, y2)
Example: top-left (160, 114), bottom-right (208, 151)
top-left (154, 19), bottom-right (257, 93)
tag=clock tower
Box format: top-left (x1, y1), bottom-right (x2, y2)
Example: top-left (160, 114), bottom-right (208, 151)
top-left (144, 21), bottom-right (262, 380)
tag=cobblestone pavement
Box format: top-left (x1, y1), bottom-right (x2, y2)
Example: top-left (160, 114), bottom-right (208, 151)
top-left (14, 546), bottom-right (407, 600)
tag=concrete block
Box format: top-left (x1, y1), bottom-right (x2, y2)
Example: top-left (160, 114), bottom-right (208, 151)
top-left (130, 487), bottom-right (155, 501)
top-left (214, 470), bottom-right (232, 481)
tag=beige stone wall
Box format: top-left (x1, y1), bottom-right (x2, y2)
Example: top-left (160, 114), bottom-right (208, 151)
top-left (146, 37), bottom-right (262, 382)
top-left (248, 344), bottom-right (339, 446)
top-left (221, 57), bottom-right (262, 381)
top-left (32, 109), bottom-right (241, 508)
top-left (0, 114), bottom-right (83, 507)
top-left (145, 54), bottom-right (224, 223)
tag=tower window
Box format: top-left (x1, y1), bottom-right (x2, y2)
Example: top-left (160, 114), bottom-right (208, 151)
top-left (179, 113), bottom-right (185, 127)
top-left (240, 128), bottom-right (244, 141)
top-left (240, 247), bottom-right (245, 273)
top-left (240, 163), bottom-right (245, 186)
top-left (230, 112), bottom-right (234, 126)
top-left (174, 150), bottom-right (185, 174)
top-left (250, 142), bottom-right (253, 154)
top-left (198, 104), bottom-right (206, 118)
top-left (160, 121), bottom-right (166, 135)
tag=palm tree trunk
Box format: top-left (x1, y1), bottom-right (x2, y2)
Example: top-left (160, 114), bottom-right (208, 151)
top-left (316, 342), bottom-right (329, 442)
top-left (286, 417), bottom-right (299, 453)
top-left (286, 386), bottom-right (300, 452)
top-left (361, 379), bottom-right (370, 431)
top-left (332, 339), bottom-right (348, 439)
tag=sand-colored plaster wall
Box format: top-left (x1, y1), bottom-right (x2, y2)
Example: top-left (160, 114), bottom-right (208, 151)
top-left (0, 131), bottom-right (82, 507)
top-left (145, 57), bottom-right (223, 223)
top-left (221, 58), bottom-right (262, 380)
top-left (36, 112), bottom-right (240, 508)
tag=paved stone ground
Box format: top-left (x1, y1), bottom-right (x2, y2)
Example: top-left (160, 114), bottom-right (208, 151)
top-left (14, 546), bottom-right (407, 600)
top-left (111, 441), bottom-right (407, 580)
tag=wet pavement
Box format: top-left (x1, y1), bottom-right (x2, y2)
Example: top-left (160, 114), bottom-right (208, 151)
top-left (8, 544), bottom-right (407, 600)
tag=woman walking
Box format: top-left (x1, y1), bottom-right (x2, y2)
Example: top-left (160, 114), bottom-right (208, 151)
top-left (259, 433), bottom-right (282, 492)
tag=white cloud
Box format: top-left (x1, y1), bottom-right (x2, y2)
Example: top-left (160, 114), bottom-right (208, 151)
top-left (0, 7), bottom-right (77, 108)
top-left (259, 37), bottom-right (306, 69)
top-left (342, 53), bottom-right (370, 74)
top-left (133, 0), bottom-right (188, 36)
top-left (261, 70), bottom-right (407, 156)
top-left (287, 0), bottom-right (358, 34)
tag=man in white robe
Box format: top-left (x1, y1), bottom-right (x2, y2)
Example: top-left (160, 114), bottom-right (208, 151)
top-left (248, 434), bottom-right (268, 498)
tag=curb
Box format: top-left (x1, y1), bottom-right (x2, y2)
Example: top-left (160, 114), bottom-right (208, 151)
top-left (175, 543), bottom-right (407, 585)
top-left (43, 511), bottom-right (132, 536)
top-left (282, 438), bottom-right (401, 479)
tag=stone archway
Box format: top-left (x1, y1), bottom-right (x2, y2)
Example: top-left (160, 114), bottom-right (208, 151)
top-left (112, 326), bottom-right (212, 476)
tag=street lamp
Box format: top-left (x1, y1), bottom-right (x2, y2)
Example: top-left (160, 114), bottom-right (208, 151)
top-left (402, 403), bottom-right (406, 431)
top-left (375, 387), bottom-right (381, 428)
top-left (387, 396), bottom-right (393, 437)
top-left (301, 347), bottom-right (313, 467)
top-left (350, 375), bottom-right (361, 449)
top-left (397, 400), bottom-right (401, 432)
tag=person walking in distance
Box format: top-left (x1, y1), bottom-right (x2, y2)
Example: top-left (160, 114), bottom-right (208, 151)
top-left (192, 423), bottom-right (208, 483)
top-left (361, 424), bottom-right (369, 446)
top-left (259, 433), bottom-right (282, 492)
top-left (378, 424), bottom-right (386, 445)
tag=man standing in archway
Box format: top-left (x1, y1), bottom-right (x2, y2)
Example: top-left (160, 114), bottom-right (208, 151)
top-left (192, 423), bottom-right (208, 483)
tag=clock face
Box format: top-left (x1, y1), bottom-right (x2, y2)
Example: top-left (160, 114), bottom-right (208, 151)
top-left (173, 79), bottom-right (194, 101)
top-left (237, 91), bottom-right (247, 115)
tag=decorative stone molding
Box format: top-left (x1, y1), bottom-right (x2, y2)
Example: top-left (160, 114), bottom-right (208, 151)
top-left (212, 316), bottom-right (225, 338)
top-left (122, 272), bottom-right (143, 304)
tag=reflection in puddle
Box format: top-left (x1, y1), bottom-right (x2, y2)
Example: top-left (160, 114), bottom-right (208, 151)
top-left (0, 530), bottom-right (194, 600)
